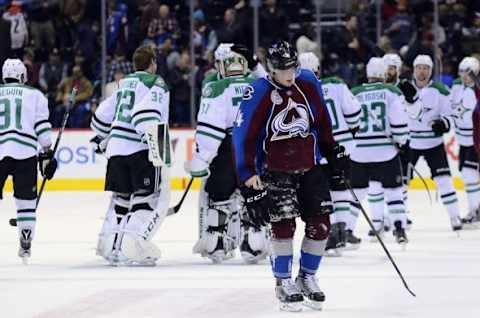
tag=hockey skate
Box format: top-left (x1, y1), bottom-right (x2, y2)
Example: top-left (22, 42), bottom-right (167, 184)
top-left (450, 216), bottom-right (463, 232)
top-left (207, 232), bottom-right (236, 263)
top-left (393, 221), bottom-right (408, 246)
top-left (18, 229), bottom-right (32, 265)
top-left (295, 273), bottom-right (325, 311)
top-left (239, 228), bottom-right (269, 264)
top-left (275, 278), bottom-right (304, 312)
top-left (367, 223), bottom-right (384, 242)
top-left (461, 210), bottom-right (479, 229)
top-left (325, 222), bottom-right (346, 256)
top-left (344, 229), bottom-right (362, 250)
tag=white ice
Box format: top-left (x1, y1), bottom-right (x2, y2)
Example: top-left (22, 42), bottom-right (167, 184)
top-left (1, 190), bottom-right (479, 318)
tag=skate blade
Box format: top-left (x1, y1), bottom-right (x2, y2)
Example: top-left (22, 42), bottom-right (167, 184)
top-left (279, 301), bottom-right (303, 312)
top-left (303, 298), bottom-right (323, 311)
top-left (343, 243), bottom-right (361, 251)
top-left (324, 249), bottom-right (342, 257)
top-left (462, 223), bottom-right (479, 230)
top-left (21, 256), bottom-right (29, 265)
top-left (399, 242), bottom-right (408, 251)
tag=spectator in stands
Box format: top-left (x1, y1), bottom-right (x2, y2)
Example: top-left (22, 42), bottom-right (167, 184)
top-left (462, 11), bottom-right (480, 53)
top-left (105, 69), bottom-right (124, 98)
top-left (260, 0), bottom-right (288, 47)
top-left (146, 4), bottom-right (179, 46)
top-left (404, 31), bottom-right (436, 67)
top-left (23, 48), bottom-right (39, 88)
top-left (193, 17), bottom-right (218, 59)
top-left (167, 51), bottom-right (193, 126)
top-left (0, 7), bottom-right (11, 77)
top-left (106, 0), bottom-right (129, 55)
top-left (39, 48), bottom-right (68, 104)
top-left (54, 65), bottom-right (93, 127)
top-left (2, 1), bottom-right (28, 58)
top-left (384, 2), bottom-right (416, 51)
top-left (29, 0), bottom-right (58, 59)
top-left (216, 8), bottom-right (238, 44)
top-left (156, 37), bottom-right (179, 78)
top-left (60, 0), bottom-right (87, 25)
top-left (107, 49), bottom-right (133, 83)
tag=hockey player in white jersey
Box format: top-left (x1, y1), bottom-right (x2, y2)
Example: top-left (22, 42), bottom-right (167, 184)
top-left (0, 59), bottom-right (57, 262)
top-left (408, 55), bottom-right (463, 231)
top-left (298, 52), bottom-right (362, 254)
top-left (451, 57), bottom-right (480, 225)
top-left (186, 47), bottom-right (269, 263)
top-left (366, 53), bottom-right (413, 237)
top-left (350, 57), bottom-right (410, 244)
top-left (91, 46), bottom-right (171, 265)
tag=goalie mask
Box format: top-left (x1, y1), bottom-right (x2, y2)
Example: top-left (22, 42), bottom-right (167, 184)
top-left (214, 43), bottom-right (234, 78)
top-left (218, 51), bottom-right (248, 78)
top-left (2, 58), bottom-right (27, 84)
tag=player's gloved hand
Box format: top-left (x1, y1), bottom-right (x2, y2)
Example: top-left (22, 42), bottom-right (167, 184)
top-left (398, 80), bottom-right (418, 104)
top-left (325, 144), bottom-right (349, 173)
top-left (184, 156), bottom-right (210, 178)
top-left (231, 43), bottom-right (258, 70)
top-left (431, 118), bottom-right (449, 136)
top-left (90, 135), bottom-right (106, 154)
top-left (38, 149), bottom-right (58, 180)
top-left (349, 125), bottom-right (360, 138)
top-left (396, 140), bottom-right (410, 165)
top-left (240, 185), bottom-right (272, 227)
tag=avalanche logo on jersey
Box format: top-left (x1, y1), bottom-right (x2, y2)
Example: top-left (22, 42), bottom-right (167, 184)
top-left (271, 98), bottom-right (310, 141)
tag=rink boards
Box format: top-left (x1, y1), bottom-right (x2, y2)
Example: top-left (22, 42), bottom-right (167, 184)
top-left (3, 129), bottom-right (465, 191)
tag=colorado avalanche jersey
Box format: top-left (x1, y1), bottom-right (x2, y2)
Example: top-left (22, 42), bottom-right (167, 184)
top-left (408, 81), bottom-right (452, 150)
top-left (91, 71), bottom-right (169, 158)
top-left (450, 78), bottom-right (476, 147)
top-left (0, 83), bottom-right (52, 160)
top-left (233, 69), bottom-right (336, 183)
top-left (195, 76), bottom-right (254, 163)
top-left (321, 77), bottom-right (361, 154)
top-left (350, 82), bottom-right (408, 163)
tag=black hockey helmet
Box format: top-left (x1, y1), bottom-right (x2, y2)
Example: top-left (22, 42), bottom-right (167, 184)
top-left (266, 40), bottom-right (299, 72)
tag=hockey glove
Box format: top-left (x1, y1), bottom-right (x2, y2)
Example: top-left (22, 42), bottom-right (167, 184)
top-left (396, 141), bottom-right (410, 166)
top-left (398, 80), bottom-right (418, 104)
top-left (431, 119), bottom-right (449, 136)
top-left (240, 186), bottom-right (272, 227)
top-left (231, 44), bottom-right (258, 70)
top-left (325, 144), bottom-right (350, 174)
top-left (90, 135), bottom-right (106, 154)
top-left (184, 157), bottom-right (210, 178)
top-left (38, 149), bottom-right (58, 180)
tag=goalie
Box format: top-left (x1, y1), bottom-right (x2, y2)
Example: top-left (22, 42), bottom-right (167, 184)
top-left (185, 44), bottom-right (270, 263)
top-left (90, 46), bottom-right (171, 266)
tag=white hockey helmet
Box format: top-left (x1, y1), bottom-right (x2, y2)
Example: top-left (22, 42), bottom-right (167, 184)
top-left (2, 58), bottom-right (27, 84)
top-left (366, 57), bottom-right (387, 79)
top-left (298, 52), bottom-right (320, 74)
top-left (413, 54), bottom-right (433, 69)
top-left (383, 53), bottom-right (402, 73)
top-left (458, 56), bottom-right (480, 76)
top-left (218, 51), bottom-right (248, 78)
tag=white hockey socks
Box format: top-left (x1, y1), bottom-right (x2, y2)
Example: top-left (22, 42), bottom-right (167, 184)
top-left (347, 188), bottom-right (367, 231)
top-left (434, 175), bottom-right (460, 219)
top-left (15, 198), bottom-right (36, 242)
top-left (384, 187), bottom-right (407, 228)
top-left (367, 181), bottom-right (385, 231)
top-left (461, 168), bottom-right (480, 215)
top-left (330, 190), bottom-right (351, 225)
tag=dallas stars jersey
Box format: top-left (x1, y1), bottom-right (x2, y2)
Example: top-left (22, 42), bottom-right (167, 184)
top-left (0, 83), bottom-right (52, 160)
top-left (409, 81), bottom-right (452, 150)
top-left (350, 82), bottom-right (408, 163)
top-left (321, 77), bottom-right (361, 154)
top-left (450, 78), bottom-right (476, 146)
top-left (91, 71), bottom-right (169, 158)
top-left (195, 76), bottom-right (254, 163)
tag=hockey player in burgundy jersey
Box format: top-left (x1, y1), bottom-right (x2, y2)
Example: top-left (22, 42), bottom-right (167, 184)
top-left (233, 40), bottom-right (348, 311)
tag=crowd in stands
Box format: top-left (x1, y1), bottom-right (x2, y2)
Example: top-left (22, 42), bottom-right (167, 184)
top-left (0, 0), bottom-right (479, 128)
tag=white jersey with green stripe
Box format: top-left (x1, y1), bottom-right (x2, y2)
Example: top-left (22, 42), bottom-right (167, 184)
top-left (321, 76), bottom-right (361, 154)
top-left (350, 82), bottom-right (408, 163)
top-left (91, 71), bottom-right (169, 158)
top-left (450, 78), bottom-right (476, 147)
top-left (409, 80), bottom-right (452, 150)
top-left (0, 83), bottom-right (52, 160)
top-left (194, 75), bottom-right (253, 163)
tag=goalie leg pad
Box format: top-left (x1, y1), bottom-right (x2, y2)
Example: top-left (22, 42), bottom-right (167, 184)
top-left (97, 192), bottom-right (130, 260)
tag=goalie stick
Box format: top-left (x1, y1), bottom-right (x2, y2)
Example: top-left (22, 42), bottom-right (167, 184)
top-left (10, 88), bottom-right (78, 227)
top-left (167, 178), bottom-right (194, 216)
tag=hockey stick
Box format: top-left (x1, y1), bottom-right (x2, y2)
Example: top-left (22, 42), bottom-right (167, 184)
top-left (166, 177), bottom-right (194, 216)
top-left (367, 111), bottom-right (433, 204)
top-left (345, 179), bottom-right (416, 297)
top-left (9, 88), bottom-right (78, 227)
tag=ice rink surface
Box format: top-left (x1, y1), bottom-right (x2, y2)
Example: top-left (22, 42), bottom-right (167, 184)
top-left (1, 190), bottom-right (479, 318)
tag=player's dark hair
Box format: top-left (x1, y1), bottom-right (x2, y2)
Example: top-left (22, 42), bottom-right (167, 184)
top-left (133, 46), bottom-right (156, 71)
top-left (4, 78), bottom-right (19, 84)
